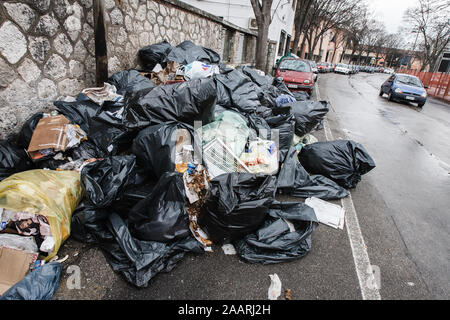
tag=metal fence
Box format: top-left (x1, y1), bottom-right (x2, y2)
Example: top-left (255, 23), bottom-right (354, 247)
top-left (396, 69), bottom-right (450, 102)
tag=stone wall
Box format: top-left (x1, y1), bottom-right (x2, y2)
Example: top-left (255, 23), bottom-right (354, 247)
top-left (0, 0), bottom-right (95, 139)
top-left (0, 0), bottom-right (258, 140)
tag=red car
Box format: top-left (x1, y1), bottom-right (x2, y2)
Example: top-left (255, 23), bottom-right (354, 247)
top-left (275, 58), bottom-right (314, 94)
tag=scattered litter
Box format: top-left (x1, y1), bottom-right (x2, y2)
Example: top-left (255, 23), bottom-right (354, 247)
top-left (81, 82), bottom-right (123, 105)
top-left (221, 244), bottom-right (236, 255)
top-left (285, 288), bottom-right (292, 300)
top-left (305, 197), bottom-right (345, 229)
top-left (268, 274), bottom-right (282, 300)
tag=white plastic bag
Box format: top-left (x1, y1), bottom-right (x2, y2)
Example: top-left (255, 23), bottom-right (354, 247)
top-left (184, 61), bottom-right (218, 80)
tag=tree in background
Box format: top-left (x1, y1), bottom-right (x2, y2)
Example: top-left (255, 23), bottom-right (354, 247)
top-left (404, 0), bottom-right (450, 71)
top-left (292, 0), bottom-right (315, 55)
top-left (250, 0), bottom-right (274, 71)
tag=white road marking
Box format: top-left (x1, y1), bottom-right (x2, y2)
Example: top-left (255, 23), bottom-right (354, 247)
top-left (315, 82), bottom-right (382, 300)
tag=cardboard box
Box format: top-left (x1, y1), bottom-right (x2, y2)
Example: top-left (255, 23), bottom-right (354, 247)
top-left (0, 247), bottom-right (37, 295)
top-left (27, 115), bottom-right (70, 153)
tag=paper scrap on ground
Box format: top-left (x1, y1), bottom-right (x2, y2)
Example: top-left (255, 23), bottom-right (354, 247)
top-left (268, 273), bottom-right (282, 300)
top-left (221, 243), bottom-right (236, 255)
top-left (305, 197), bottom-right (345, 229)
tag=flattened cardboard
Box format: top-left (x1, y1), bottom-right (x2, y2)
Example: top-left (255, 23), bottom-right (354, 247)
top-left (27, 115), bottom-right (70, 153)
top-left (0, 247), bottom-right (36, 295)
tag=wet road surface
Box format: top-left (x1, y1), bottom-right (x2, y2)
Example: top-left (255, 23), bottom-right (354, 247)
top-left (53, 72), bottom-right (449, 300)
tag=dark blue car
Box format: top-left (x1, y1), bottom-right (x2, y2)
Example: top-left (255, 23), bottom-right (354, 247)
top-left (379, 73), bottom-right (428, 107)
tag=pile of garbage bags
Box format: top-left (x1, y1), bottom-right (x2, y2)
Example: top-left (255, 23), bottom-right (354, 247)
top-left (0, 39), bottom-right (376, 297)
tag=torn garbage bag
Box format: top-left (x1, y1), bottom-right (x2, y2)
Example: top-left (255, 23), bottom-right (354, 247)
top-left (107, 69), bottom-right (156, 95)
top-left (123, 77), bottom-right (216, 129)
top-left (0, 141), bottom-right (33, 181)
top-left (132, 122), bottom-right (202, 180)
top-left (167, 40), bottom-right (221, 66)
top-left (128, 172), bottom-right (189, 242)
top-left (234, 201), bottom-right (318, 264)
top-left (277, 147), bottom-right (349, 200)
top-left (198, 173), bottom-right (277, 244)
top-left (101, 213), bottom-right (203, 287)
top-left (81, 155), bottom-right (138, 208)
top-left (286, 101), bottom-right (329, 136)
top-left (138, 40), bottom-right (173, 71)
top-left (298, 140), bottom-right (376, 189)
top-left (0, 262), bottom-right (62, 300)
top-left (0, 170), bottom-right (83, 260)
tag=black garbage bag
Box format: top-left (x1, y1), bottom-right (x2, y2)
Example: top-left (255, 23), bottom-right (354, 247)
top-left (272, 76), bottom-right (293, 96)
top-left (167, 40), bottom-right (220, 66)
top-left (0, 141), bottom-right (33, 181)
top-left (214, 70), bottom-right (262, 114)
top-left (101, 213), bottom-right (203, 287)
top-left (277, 147), bottom-right (349, 199)
top-left (292, 90), bottom-right (310, 101)
top-left (286, 101), bottom-right (330, 136)
top-left (112, 180), bottom-right (157, 217)
top-left (198, 173), bottom-right (277, 244)
top-left (123, 78), bottom-right (216, 130)
top-left (138, 40), bottom-right (173, 71)
top-left (128, 172), bottom-right (189, 242)
top-left (234, 201), bottom-right (318, 264)
top-left (108, 69), bottom-right (155, 95)
top-left (0, 262), bottom-right (62, 300)
top-left (247, 114), bottom-right (272, 140)
top-left (81, 155), bottom-right (139, 208)
top-left (16, 112), bottom-right (44, 149)
top-left (132, 122), bottom-right (202, 180)
top-left (69, 140), bottom-right (107, 160)
top-left (298, 140), bottom-right (376, 189)
top-left (54, 100), bottom-right (100, 134)
top-left (71, 201), bottom-right (114, 244)
top-left (265, 107), bottom-right (295, 162)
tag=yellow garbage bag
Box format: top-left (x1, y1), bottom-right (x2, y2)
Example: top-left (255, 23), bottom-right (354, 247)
top-left (0, 169), bottom-right (83, 261)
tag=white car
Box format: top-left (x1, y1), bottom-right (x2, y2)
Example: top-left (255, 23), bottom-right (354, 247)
top-left (334, 63), bottom-right (351, 75)
top-left (384, 68), bottom-right (394, 74)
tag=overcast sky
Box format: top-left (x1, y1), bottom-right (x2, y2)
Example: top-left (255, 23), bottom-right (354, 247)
top-left (366, 0), bottom-right (419, 34)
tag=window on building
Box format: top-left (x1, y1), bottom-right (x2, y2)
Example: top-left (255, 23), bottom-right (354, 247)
top-left (285, 35), bottom-right (291, 55)
top-left (278, 30), bottom-right (286, 56)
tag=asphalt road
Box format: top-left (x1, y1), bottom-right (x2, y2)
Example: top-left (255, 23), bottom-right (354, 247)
top-left (53, 72), bottom-right (449, 300)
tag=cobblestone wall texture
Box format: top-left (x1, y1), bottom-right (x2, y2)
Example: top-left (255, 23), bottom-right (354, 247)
top-left (0, 0), bottom-right (257, 139)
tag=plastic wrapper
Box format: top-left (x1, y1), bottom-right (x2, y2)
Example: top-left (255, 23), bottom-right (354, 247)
top-left (298, 140), bottom-right (376, 189)
top-left (234, 201), bottom-right (318, 264)
top-left (0, 234), bottom-right (38, 253)
top-left (184, 61), bottom-right (218, 80)
top-left (123, 77), bottom-right (217, 130)
top-left (128, 172), bottom-right (189, 242)
top-left (0, 262), bottom-right (62, 300)
top-left (0, 170), bottom-right (83, 260)
top-left (198, 173), bottom-right (277, 244)
top-left (285, 101), bottom-right (330, 136)
top-left (240, 139), bottom-right (278, 175)
top-left (277, 147), bottom-right (349, 200)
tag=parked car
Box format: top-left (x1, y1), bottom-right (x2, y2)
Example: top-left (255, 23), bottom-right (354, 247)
top-left (317, 62), bottom-right (328, 73)
top-left (379, 73), bottom-right (427, 107)
top-left (307, 60), bottom-right (318, 81)
top-left (384, 68), bottom-right (394, 74)
top-left (275, 58), bottom-right (315, 94)
top-left (334, 63), bottom-right (351, 75)
top-left (327, 63), bottom-right (334, 72)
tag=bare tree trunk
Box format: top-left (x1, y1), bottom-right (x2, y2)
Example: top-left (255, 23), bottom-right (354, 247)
top-left (250, 0), bottom-right (273, 71)
top-left (292, 0), bottom-right (314, 54)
